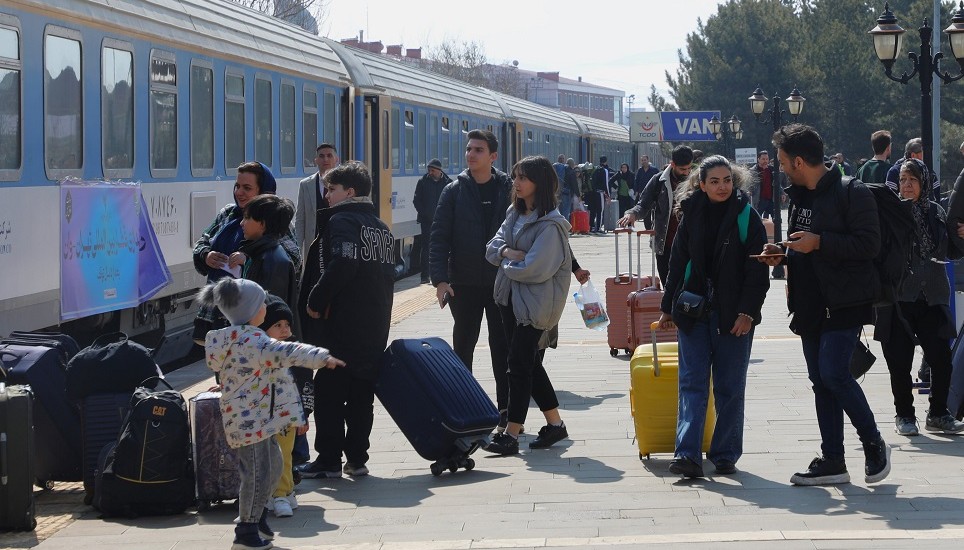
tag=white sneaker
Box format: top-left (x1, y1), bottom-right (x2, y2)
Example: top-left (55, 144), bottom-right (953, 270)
top-left (272, 496), bottom-right (293, 518)
top-left (285, 491), bottom-right (298, 510)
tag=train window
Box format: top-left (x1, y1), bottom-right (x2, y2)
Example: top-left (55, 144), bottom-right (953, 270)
top-left (404, 109), bottom-right (414, 172)
top-left (102, 43), bottom-right (134, 177)
top-left (430, 114), bottom-right (438, 165)
top-left (545, 133), bottom-right (550, 144)
top-left (461, 120), bottom-right (469, 134)
top-left (149, 50), bottom-right (177, 176)
top-left (417, 112), bottom-right (427, 171)
top-left (323, 91), bottom-right (336, 145)
top-left (526, 131), bottom-right (533, 142)
top-left (0, 23), bottom-right (22, 177)
top-left (280, 81), bottom-right (295, 173)
top-left (255, 76), bottom-right (272, 165)
top-left (303, 88), bottom-right (317, 169)
top-left (390, 107), bottom-right (399, 171)
top-left (190, 62), bottom-right (214, 176)
top-left (440, 116), bottom-right (449, 168)
top-left (44, 29), bottom-right (83, 177)
top-left (381, 109), bottom-right (389, 171)
top-left (224, 72), bottom-right (244, 172)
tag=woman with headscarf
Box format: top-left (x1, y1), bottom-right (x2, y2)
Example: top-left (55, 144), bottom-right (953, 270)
top-left (192, 161), bottom-right (302, 344)
top-left (609, 163), bottom-right (635, 215)
top-left (877, 158), bottom-right (964, 436)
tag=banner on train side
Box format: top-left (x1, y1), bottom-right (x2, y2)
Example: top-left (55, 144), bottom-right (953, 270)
top-left (60, 180), bottom-right (172, 321)
top-left (630, 111), bottom-right (721, 142)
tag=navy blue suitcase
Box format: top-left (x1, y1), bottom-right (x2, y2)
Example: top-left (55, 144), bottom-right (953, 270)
top-left (0, 344), bottom-right (82, 486)
top-left (80, 393), bottom-right (132, 504)
top-left (377, 338), bottom-right (500, 476)
top-left (3, 331), bottom-right (80, 367)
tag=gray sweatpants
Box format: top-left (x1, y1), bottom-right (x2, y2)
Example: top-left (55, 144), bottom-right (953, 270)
top-left (236, 436), bottom-right (283, 523)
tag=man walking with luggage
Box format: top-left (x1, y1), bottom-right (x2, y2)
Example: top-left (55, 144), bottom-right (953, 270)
top-left (618, 145), bottom-right (694, 283)
top-left (430, 129), bottom-right (512, 427)
top-left (759, 124), bottom-right (891, 486)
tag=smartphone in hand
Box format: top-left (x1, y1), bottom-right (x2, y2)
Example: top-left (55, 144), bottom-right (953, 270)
top-left (440, 292), bottom-right (451, 308)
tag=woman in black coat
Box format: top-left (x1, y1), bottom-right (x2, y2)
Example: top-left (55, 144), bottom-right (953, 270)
top-left (656, 155), bottom-right (770, 478)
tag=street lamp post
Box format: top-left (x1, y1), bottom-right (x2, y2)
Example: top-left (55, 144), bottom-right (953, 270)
top-left (708, 114), bottom-right (743, 159)
top-left (869, 2), bottom-right (964, 180)
top-left (747, 86), bottom-right (806, 280)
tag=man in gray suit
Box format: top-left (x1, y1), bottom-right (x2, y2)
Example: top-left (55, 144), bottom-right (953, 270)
top-left (295, 143), bottom-right (339, 255)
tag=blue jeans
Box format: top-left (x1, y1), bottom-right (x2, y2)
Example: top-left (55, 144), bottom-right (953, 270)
top-left (800, 327), bottom-right (881, 461)
top-left (236, 436), bottom-right (283, 523)
top-left (559, 191), bottom-right (572, 223)
top-left (675, 310), bottom-right (753, 465)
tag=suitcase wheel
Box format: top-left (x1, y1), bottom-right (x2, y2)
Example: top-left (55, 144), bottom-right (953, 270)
top-left (83, 492), bottom-right (94, 506)
top-left (610, 348), bottom-right (618, 357)
top-left (430, 462), bottom-right (445, 476)
top-left (465, 458), bottom-right (475, 471)
top-left (197, 500), bottom-right (211, 512)
top-left (624, 348), bottom-right (631, 355)
top-left (35, 479), bottom-right (54, 491)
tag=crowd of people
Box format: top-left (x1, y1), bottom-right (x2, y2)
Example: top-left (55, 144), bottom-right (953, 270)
top-left (190, 122), bottom-right (964, 550)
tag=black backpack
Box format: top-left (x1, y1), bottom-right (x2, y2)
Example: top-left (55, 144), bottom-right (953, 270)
top-left (65, 332), bottom-right (161, 401)
top-left (93, 378), bottom-right (195, 517)
top-left (841, 177), bottom-right (916, 305)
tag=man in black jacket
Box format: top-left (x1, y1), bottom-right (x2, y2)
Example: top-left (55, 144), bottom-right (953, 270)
top-left (589, 156), bottom-right (611, 233)
top-left (760, 124), bottom-right (891, 487)
top-left (413, 159), bottom-right (452, 283)
top-left (298, 161), bottom-right (395, 479)
top-left (429, 129), bottom-right (511, 422)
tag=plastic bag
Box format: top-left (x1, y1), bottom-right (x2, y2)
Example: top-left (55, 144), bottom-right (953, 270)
top-left (573, 280), bottom-right (609, 331)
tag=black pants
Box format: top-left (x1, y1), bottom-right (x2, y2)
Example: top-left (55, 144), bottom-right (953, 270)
top-left (449, 284), bottom-right (509, 410)
top-left (419, 222), bottom-right (432, 279)
top-left (498, 303), bottom-right (559, 425)
top-left (656, 252), bottom-right (669, 285)
top-left (881, 300), bottom-right (953, 418)
top-left (312, 367), bottom-right (375, 468)
top-left (587, 191), bottom-right (603, 231)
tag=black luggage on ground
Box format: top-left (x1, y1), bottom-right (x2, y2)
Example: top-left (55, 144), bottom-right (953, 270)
top-left (377, 338), bottom-right (500, 476)
top-left (190, 391), bottom-right (240, 510)
top-left (0, 384), bottom-right (37, 531)
top-left (2, 331), bottom-right (80, 367)
top-left (80, 392), bottom-right (132, 505)
top-left (66, 332), bottom-right (161, 402)
top-left (93, 379), bottom-right (195, 517)
top-left (949, 327), bottom-right (964, 419)
top-left (0, 343), bottom-right (82, 486)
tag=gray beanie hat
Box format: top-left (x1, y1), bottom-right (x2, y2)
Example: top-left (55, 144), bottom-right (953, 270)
top-left (198, 278), bottom-right (266, 326)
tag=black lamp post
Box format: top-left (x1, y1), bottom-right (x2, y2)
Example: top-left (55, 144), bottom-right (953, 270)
top-left (708, 114), bottom-right (743, 159)
top-left (869, 2), bottom-right (964, 184)
top-left (747, 86), bottom-right (806, 280)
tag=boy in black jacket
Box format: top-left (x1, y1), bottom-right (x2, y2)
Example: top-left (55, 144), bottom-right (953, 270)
top-left (298, 161), bottom-right (395, 478)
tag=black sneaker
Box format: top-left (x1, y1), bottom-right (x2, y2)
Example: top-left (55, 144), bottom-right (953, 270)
top-left (669, 456), bottom-right (705, 478)
top-left (863, 438), bottom-right (891, 484)
top-left (485, 432), bottom-right (519, 455)
top-left (495, 410), bottom-right (523, 434)
top-left (713, 460), bottom-right (736, 475)
top-left (232, 523), bottom-right (272, 550)
top-left (528, 423), bottom-right (568, 449)
top-left (292, 467), bottom-right (302, 486)
top-left (789, 456), bottom-right (850, 486)
top-left (296, 460), bottom-right (342, 479)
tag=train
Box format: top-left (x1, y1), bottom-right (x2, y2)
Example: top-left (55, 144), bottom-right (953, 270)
top-left (0, 0), bottom-right (658, 363)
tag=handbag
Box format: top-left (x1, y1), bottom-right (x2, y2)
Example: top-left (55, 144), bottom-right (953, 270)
top-left (675, 290), bottom-right (708, 319)
top-left (849, 330), bottom-right (876, 379)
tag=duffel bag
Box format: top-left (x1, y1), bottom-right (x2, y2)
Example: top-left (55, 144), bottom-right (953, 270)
top-left (65, 332), bottom-right (162, 401)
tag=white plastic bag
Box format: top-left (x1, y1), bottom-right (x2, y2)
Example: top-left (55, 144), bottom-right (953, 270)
top-left (573, 280), bottom-right (609, 331)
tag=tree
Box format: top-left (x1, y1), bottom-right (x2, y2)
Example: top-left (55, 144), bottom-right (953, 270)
top-left (425, 39), bottom-right (489, 88)
top-left (647, 84), bottom-right (676, 112)
top-left (232, 0), bottom-right (329, 34)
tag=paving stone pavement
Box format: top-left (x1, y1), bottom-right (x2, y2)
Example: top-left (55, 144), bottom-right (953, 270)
top-left (5, 224), bottom-right (964, 549)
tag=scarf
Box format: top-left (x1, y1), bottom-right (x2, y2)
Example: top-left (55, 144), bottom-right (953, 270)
top-left (912, 197), bottom-right (935, 260)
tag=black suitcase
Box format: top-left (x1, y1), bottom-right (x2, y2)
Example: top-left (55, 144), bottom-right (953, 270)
top-left (0, 343), bottom-right (82, 486)
top-left (190, 392), bottom-right (240, 510)
top-left (0, 384), bottom-right (37, 531)
top-left (80, 393), bottom-right (132, 505)
top-left (377, 338), bottom-right (500, 476)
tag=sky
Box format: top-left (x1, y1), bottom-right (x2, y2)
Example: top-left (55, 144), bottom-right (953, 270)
top-left (318, 0), bottom-right (726, 111)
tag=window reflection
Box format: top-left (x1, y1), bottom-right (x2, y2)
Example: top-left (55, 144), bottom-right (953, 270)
top-left (45, 34), bottom-right (82, 171)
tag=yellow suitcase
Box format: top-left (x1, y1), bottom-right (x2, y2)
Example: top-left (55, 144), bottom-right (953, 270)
top-left (629, 322), bottom-right (715, 459)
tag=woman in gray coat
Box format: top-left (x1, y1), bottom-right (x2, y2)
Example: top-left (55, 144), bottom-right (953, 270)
top-left (483, 156), bottom-right (572, 456)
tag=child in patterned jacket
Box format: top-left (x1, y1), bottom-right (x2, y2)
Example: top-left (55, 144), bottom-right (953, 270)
top-left (199, 277), bottom-right (344, 550)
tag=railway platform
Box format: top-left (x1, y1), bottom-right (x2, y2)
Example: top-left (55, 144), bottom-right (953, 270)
top-left (4, 229), bottom-right (964, 549)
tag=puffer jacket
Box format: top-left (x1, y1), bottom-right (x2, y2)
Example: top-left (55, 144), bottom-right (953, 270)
top-left (485, 207), bottom-right (571, 330)
top-left (628, 164), bottom-right (676, 255)
top-left (205, 325), bottom-right (331, 448)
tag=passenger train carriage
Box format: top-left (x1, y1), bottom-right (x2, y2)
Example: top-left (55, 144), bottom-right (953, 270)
top-left (0, 0), bottom-right (644, 362)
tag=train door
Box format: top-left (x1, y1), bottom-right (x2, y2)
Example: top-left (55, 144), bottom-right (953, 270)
top-left (363, 94), bottom-right (392, 228)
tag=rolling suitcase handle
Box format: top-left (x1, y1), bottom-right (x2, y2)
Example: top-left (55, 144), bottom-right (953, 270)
top-left (613, 227), bottom-right (634, 284)
top-left (636, 230), bottom-right (659, 291)
top-left (649, 321), bottom-right (668, 376)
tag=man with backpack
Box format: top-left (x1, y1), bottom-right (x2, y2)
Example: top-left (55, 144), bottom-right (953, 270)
top-left (553, 154), bottom-right (574, 223)
top-left (759, 124), bottom-right (891, 487)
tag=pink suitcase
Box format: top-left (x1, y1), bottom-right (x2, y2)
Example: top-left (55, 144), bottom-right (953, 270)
top-left (606, 228), bottom-right (655, 356)
top-left (628, 230), bottom-right (675, 350)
